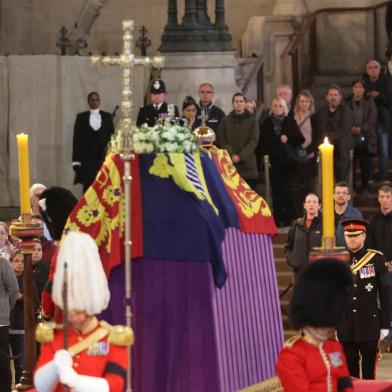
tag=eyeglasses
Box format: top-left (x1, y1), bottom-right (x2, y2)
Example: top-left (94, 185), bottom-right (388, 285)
top-left (199, 90), bottom-right (213, 95)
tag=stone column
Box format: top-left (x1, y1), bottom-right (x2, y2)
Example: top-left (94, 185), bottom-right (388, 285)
top-left (181, 0), bottom-right (198, 27)
top-left (215, 0), bottom-right (226, 27)
top-left (159, 0), bottom-right (234, 52)
top-left (167, 0), bottom-right (178, 27)
top-left (273, 0), bottom-right (307, 16)
top-left (196, 0), bottom-right (211, 26)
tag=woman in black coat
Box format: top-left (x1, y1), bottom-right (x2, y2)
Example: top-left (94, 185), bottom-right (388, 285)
top-left (259, 97), bottom-right (305, 227)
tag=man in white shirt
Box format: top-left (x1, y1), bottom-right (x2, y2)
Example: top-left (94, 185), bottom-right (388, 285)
top-left (72, 92), bottom-right (114, 192)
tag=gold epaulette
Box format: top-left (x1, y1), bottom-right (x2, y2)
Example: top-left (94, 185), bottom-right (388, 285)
top-left (283, 334), bottom-right (302, 348)
top-left (99, 320), bottom-right (134, 347)
top-left (35, 322), bottom-right (56, 343)
top-left (367, 248), bottom-right (384, 256)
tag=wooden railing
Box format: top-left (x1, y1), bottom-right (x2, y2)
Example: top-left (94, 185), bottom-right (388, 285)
top-left (285, 1), bottom-right (391, 94)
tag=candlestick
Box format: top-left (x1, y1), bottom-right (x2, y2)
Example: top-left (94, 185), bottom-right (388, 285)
top-left (319, 137), bottom-right (334, 249)
top-left (16, 133), bottom-right (32, 215)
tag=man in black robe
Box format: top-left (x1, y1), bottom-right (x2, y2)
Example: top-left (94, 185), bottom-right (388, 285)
top-left (72, 91), bottom-right (114, 192)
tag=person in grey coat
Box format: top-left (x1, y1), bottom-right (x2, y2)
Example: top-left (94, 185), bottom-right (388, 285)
top-left (0, 256), bottom-right (19, 392)
top-left (217, 92), bottom-right (259, 189)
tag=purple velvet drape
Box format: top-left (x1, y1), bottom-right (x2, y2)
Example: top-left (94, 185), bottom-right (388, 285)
top-left (101, 229), bottom-right (283, 392)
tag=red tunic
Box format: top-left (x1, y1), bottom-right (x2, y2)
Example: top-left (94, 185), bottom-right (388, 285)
top-left (35, 318), bottom-right (128, 392)
top-left (276, 336), bottom-right (353, 392)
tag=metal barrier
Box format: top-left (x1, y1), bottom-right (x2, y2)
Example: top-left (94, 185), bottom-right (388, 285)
top-left (263, 155), bottom-right (271, 208)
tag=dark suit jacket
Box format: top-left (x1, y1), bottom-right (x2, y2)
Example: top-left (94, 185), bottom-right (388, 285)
top-left (136, 103), bottom-right (179, 127)
top-left (318, 103), bottom-right (353, 159)
top-left (72, 110), bottom-right (114, 188)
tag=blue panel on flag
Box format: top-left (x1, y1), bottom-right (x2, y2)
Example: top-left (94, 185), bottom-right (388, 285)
top-left (139, 154), bottom-right (227, 287)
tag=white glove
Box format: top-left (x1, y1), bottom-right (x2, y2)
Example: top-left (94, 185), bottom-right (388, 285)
top-left (380, 329), bottom-right (389, 340)
top-left (34, 361), bottom-right (59, 392)
top-left (58, 365), bottom-right (79, 389)
top-left (54, 349), bottom-right (73, 368)
top-left (59, 366), bottom-right (109, 392)
top-left (71, 375), bottom-right (109, 392)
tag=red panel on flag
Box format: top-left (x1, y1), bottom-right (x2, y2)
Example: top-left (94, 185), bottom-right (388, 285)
top-left (66, 153), bottom-right (143, 276)
top-left (210, 148), bottom-right (277, 236)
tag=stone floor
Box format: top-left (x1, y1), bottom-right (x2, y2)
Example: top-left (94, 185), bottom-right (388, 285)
top-left (377, 352), bottom-right (392, 380)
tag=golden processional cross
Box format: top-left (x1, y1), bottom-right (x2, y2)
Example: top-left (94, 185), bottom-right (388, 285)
top-left (91, 20), bottom-right (164, 392)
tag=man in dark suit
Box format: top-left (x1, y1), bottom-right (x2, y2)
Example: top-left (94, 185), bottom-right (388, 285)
top-left (136, 79), bottom-right (179, 127)
top-left (72, 91), bottom-right (114, 192)
top-left (318, 85), bottom-right (353, 182)
top-left (337, 218), bottom-right (391, 380)
top-left (196, 82), bottom-right (225, 133)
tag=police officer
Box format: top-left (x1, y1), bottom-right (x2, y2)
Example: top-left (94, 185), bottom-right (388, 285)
top-left (337, 218), bottom-right (391, 380)
top-left (136, 79), bottom-right (179, 127)
top-left (197, 82), bottom-right (225, 133)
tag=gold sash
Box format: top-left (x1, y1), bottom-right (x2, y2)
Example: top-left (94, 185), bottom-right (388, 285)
top-left (351, 251), bottom-right (376, 274)
top-left (68, 327), bottom-right (109, 356)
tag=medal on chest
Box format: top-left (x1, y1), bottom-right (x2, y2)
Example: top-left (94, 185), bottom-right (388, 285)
top-left (87, 341), bottom-right (110, 356)
top-left (359, 264), bottom-right (375, 279)
top-left (328, 351), bottom-right (343, 367)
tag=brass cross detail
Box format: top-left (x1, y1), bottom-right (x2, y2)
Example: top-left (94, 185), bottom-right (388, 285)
top-left (91, 20), bottom-right (164, 156)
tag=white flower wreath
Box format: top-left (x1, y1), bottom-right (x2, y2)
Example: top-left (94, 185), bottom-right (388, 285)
top-left (110, 122), bottom-right (200, 154)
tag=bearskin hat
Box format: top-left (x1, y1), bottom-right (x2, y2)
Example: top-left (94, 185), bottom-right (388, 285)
top-left (38, 187), bottom-right (78, 241)
top-left (53, 231), bottom-right (110, 315)
top-left (289, 258), bottom-right (353, 329)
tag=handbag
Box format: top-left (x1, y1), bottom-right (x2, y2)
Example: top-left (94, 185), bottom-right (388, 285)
top-left (284, 143), bottom-right (309, 163)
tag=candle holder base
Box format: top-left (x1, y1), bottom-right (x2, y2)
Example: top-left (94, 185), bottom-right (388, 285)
top-left (309, 247), bottom-right (349, 262)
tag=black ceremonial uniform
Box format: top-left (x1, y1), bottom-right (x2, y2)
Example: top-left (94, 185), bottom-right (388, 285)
top-left (72, 110), bottom-right (114, 192)
top-left (337, 247), bottom-right (391, 379)
top-left (197, 103), bottom-right (225, 133)
top-left (136, 103), bottom-right (179, 127)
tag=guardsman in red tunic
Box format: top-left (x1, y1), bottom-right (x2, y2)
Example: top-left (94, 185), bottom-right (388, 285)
top-left (277, 259), bottom-right (354, 392)
top-left (33, 231), bottom-right (133, 392)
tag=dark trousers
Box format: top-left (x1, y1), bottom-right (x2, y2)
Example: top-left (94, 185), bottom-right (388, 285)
top-left (9, 333), bottom-right (24, 385)
top-left (0, 326), bottom-right (11, 392)
top-left (354, 143), bottom-right (373, 188)
top-left (334, 156), bottom-right (349, 183)
top-left (342, 340), bottom-right (378, 379)
top-left (271, 173), bottom-right (296, 227)
top-left (376, 122), bottom-right (389, 179)
top-left (244, 178), bottom-right (257, 191)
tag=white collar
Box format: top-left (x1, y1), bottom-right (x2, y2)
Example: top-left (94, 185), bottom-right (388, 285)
top-left (90, 109), bottom-right (100, 115)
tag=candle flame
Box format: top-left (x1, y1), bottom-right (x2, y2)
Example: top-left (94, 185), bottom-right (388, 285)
top-left (323, 136), bottom-right (330, 145)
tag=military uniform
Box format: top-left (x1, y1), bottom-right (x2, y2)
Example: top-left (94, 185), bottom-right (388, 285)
top-left (35, 317), bottom-right (132, 392)
top-left (136, 102), bottom-right (179, 127)
top-left (277, 335), bottom-right (353, 392)
top-left (196, 103), bottom-right (225, 133)
top-left (337, 247), bottom-right (391, 379)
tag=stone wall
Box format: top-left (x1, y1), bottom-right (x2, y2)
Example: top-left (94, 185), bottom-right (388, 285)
top-left (0, 0), bottom-right (385, 56)
top-left (0, 0), bottom-right (274, 56)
